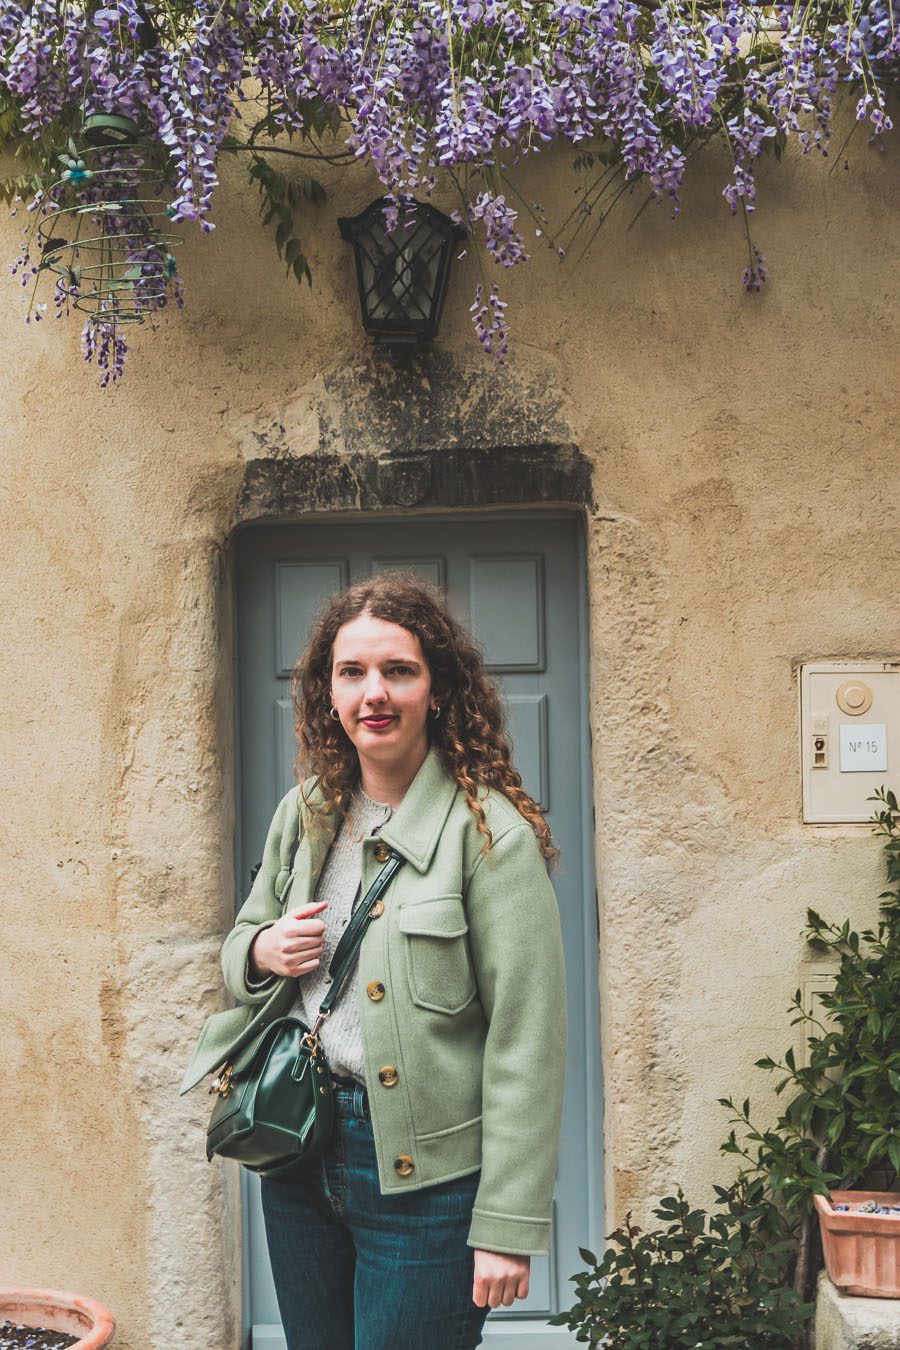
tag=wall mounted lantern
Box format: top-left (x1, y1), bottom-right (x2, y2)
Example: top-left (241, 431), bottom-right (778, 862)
top-left (338, 196), bottom-right (465, 357)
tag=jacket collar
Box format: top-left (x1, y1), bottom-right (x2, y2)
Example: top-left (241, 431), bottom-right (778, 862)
top-left (300, 746), bottom-right (459, 875)
top-left (376, 746), bottom-right (459, 873)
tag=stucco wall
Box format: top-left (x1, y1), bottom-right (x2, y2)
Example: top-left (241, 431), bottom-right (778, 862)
top-left (2, 123), bottom-right (899, 1347)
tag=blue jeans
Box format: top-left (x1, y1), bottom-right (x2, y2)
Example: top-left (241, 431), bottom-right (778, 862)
top-left (260, 1081), bottom-right (491, 1350)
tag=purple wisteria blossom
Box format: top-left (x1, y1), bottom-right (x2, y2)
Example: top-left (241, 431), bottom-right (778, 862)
top-left (723, 90), bottom-right (777, 214)
top-left (81, 311), bottom-right (129, 386)
top-left (651, 7), bottom-right (727, 127)
top-left (468, 191), bottom-right (528, 267)
top-left (3, 0), bottom-right (900, 380)
top-left (470, 280), bottom-right (508, 359)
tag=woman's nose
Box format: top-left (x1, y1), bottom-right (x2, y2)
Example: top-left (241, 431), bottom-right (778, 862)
top-left (363, 672), bottom-right (387, 702)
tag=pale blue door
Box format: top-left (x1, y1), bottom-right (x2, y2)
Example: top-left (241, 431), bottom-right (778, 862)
top-left (235, 513), bottom-right (602, 1348)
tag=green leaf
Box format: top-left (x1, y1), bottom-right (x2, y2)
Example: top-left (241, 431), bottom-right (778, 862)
top-left (245, 153), bottom-right (325, 289)
top-left (293, 255), bottom-right (312, 286)
top-left (274, 219), bottom-right (291, 252)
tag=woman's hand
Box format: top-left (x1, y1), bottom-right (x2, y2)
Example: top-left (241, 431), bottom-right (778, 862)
top-left (471, 1250), bottom-right (530, 1308)
top-left (248, 901), bottom-right (329, 980)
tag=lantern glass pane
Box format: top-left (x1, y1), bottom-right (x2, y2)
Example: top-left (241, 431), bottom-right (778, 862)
top-left (357, 213), bottom-right (446, 327)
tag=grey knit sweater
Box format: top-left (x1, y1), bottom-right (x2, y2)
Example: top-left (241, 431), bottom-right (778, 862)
top-left (288, 786), bottom-right (392, 1083)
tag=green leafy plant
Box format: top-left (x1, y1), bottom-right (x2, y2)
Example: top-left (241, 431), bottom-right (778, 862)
top-left (244, 152), bottom-right (326, 288)
top-left (553, 787), bottom-right (900, 1347)
top-left (721, 786), bottom-right (900, 1210)
top-left (549, 1180), bottom-right (813, 1348)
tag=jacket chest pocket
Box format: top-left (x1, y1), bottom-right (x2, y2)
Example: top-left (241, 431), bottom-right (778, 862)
top-left (397, 895), bottom-right (478, 1015)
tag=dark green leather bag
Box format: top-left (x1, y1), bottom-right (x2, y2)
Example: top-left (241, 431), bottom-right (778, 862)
top-left (205, 848), bottom-right (404, 1182)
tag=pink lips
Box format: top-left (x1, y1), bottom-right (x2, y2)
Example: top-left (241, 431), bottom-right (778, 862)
top-left (360, 714), bottom-right (397, 728)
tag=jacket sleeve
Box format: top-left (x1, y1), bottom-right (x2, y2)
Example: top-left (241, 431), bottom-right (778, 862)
top-left (463, 821), bottom-right (567, 1256)
top-left (220, 788), bottom-right (302, 1004)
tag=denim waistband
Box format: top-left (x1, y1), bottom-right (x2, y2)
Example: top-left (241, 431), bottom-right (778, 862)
top-left (331, 1077), bottom-right (369, 1120)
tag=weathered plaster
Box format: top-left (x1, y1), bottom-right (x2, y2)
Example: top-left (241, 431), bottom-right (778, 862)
top-left (3, 131), bottom-right (900, 1348)
top-left (229, 346), bottom-right (574, 461)
top-left (226, 346), bottom-right (592, 518)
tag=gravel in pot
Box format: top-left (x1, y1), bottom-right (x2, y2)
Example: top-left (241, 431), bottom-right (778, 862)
top-left (0, 1322), bottom-right (79, 1349)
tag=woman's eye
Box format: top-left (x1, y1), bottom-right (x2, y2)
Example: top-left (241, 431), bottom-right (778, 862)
top-left (390, 665), bottom-right (415, 676)
top-left (339, 667), bottom-right (363, 678)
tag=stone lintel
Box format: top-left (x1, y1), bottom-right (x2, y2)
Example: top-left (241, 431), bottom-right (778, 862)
top-left (237, 442), bottom-right (595, 520)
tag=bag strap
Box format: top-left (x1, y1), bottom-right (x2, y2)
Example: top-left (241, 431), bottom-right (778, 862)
top-left (318, 849), bottom-right (405, 1018)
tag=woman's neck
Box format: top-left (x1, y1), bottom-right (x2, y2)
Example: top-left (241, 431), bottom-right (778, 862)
top-left (358, 742), bottom-right (429, 810)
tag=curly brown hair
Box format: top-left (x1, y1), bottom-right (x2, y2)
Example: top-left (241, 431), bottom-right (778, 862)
top-left (290, 570), bottom-right (558, 861)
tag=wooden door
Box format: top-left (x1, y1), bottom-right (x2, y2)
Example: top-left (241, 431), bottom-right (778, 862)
top-left (235, 514), bottom-right (602, 1348)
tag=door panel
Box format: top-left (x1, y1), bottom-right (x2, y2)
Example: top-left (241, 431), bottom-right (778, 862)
top-left (235, 514), bottom-right (602, 1348)
top-left (275, 561), bottom-right (348, 675)
top-left (506, 693), bottom-right (549, 810)
top-left (469, 554), bottom-right (546, 670)
top-left (372, 554), bottom-right (446, 588)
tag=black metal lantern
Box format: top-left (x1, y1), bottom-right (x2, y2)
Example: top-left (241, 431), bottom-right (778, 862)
top-left (338, 196), bottom-right (465, 355)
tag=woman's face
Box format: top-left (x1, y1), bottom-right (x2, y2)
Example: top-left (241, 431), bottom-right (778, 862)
top-left (330, 613), bottom-right (434, 772)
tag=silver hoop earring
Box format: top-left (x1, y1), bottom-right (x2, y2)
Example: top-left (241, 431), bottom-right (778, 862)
top-left (429, 705), bottom-right (441, 719)
top-left (329, 706), bottom-right (340, 721)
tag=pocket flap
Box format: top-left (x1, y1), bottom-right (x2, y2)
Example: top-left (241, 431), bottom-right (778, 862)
top-left (397, 894), bottom-right (468, 938)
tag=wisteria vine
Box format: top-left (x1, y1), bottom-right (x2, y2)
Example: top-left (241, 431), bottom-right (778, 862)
top-left (1, 0), bottom-right (899, 383)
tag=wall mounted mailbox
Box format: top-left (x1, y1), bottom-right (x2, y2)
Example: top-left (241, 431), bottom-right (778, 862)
top-left (799, 660), bottom-right (900, 823)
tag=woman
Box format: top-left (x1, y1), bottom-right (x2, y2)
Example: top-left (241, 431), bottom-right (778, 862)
top-left (192, 571), bottom-right (566, 1350)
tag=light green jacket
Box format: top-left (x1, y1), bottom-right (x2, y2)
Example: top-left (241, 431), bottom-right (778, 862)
top-left (181, 746), bottom-right (567, 1255)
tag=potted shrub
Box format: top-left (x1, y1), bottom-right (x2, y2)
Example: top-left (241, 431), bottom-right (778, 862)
top-left (549, 1182), bottom-right (813, 1348)
top-left (735, 786), bottom-right (900, 1302)
top-left (554, 787), bottom-right (900, 1345)
top-left (0, 1290), bottom-right (115, 1349)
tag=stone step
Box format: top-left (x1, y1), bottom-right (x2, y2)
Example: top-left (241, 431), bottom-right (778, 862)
top-left (816, 1268), bottom-right (900, 1349)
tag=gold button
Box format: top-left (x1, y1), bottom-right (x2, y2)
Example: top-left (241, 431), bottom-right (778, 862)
top-left (370, 900), bottom-right (385, 918)
top-left (394, 1155), bottom-right (414, 1177)
top-left (378, 1065), bottom-right (399, 1087)
top-left (373, 841), bottom-right (391, 863)
top-left (367, 981), bottom-right (386, 1002)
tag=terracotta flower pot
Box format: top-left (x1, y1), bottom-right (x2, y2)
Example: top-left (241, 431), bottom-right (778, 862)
top-left (0, 1289), bottom-right (115, 1348)
top-left (814, 1190), bottom-right (900, 1297)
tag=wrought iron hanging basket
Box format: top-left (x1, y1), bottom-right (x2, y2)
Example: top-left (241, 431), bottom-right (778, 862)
top-left (36, 115), bottom-right (181, 330)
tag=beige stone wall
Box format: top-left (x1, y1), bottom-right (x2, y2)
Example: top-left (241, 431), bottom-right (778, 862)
top-left (2, 126), bottom-right (899, 1347)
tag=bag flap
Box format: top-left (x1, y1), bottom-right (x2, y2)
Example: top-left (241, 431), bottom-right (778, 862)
top-left (230, 1015), bottom-right (311, 1077)
top-left (180, 980), bottom-right (297, 1095)
top-left (397, 894), bottom-right (468, 938)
